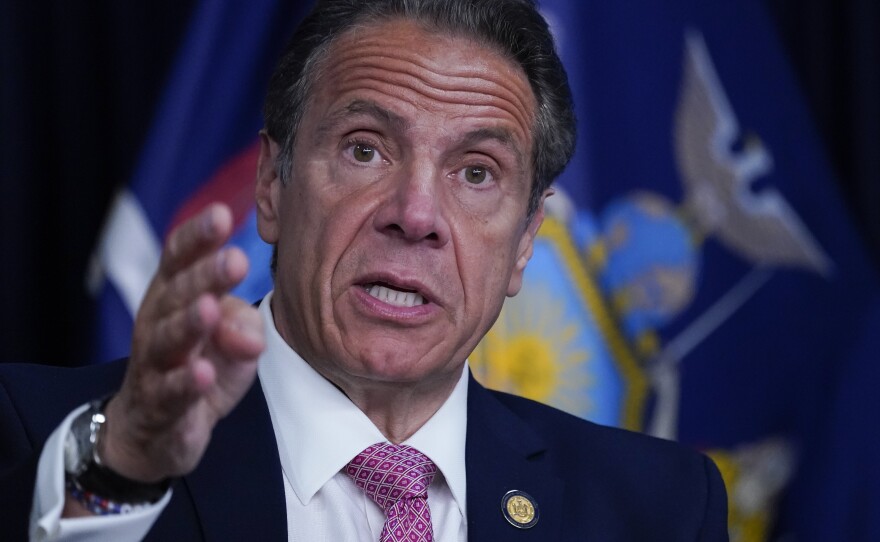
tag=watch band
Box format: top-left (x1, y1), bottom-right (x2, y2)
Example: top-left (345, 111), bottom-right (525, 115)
top-left (65, 476), bottom-right (152, 515)
top-left (74, 453), bottom-right (172, 504)
top-left (67, 397), bottom-right (173, 509)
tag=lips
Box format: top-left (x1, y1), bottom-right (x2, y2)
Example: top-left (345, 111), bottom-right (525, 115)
top-left (364, 283), bottom-right (426, 308)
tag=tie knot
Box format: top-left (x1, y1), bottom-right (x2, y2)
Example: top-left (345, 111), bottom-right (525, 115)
top-left (346, 443), bottom-right (438, 511)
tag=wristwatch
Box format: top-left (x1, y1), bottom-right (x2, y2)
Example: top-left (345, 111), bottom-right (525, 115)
top-left (64, 398), bottom-right (171, 509)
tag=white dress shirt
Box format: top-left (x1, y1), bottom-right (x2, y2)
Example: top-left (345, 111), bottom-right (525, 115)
top-left (30, 292), bottom-right (469, 541)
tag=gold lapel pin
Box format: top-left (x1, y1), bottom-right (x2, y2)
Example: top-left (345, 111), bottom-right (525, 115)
top-left (501, 489), bottom-right (539, 529)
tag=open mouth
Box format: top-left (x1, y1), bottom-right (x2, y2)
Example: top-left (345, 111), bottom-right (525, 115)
top-left (363, 282), bottom-right (427, 308)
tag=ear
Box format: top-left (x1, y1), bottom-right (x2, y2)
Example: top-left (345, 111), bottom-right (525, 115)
top-left (506, 189), bottom-right (552, 297)
top-left (255, 130), bottom-right (283, 244)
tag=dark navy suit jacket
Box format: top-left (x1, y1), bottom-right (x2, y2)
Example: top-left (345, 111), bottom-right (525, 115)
top-left (0, 360), bottom-right (728, 541)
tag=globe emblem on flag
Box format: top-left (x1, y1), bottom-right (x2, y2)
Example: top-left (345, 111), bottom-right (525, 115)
top-left (597, 192), bottom-right (700, 354)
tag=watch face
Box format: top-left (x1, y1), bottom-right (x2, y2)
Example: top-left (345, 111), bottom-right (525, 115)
top-left (65, 405), bottom-right (99, 475)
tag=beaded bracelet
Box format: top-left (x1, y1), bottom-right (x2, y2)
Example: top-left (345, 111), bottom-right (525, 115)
top-left (66, 476), bottom-right (150, 515)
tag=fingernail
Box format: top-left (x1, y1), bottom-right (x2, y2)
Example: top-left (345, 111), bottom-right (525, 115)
top-left (239, 323), bottom-right (262, 341)
top-left (225, 320), bottom-right (262, 343)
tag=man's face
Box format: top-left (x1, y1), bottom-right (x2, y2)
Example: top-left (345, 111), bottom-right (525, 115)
top-left (256, 20), bottom-right (544, 390)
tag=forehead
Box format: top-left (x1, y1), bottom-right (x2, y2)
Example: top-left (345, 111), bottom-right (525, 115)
top-left (305, 18), bottom-right (537, 150)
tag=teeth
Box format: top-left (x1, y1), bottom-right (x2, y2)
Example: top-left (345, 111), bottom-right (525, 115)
top-left (366, 284), bottom-right (425, 307)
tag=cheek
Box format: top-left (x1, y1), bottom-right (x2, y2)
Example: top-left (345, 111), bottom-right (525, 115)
top-left (279, 167), bottom-right (344, 245)
top-left (274, 186), bottom-right (337, 295)
top-left (284, 192), bottom-right (378, 294)
top-left (458, 227), bottom-right (518, 306)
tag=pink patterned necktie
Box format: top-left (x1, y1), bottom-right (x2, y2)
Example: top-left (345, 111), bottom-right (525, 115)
top-left (346, 443), bottom-right (438, 542)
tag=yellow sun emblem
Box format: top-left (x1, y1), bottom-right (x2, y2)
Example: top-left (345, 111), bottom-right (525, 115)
top-left (471, 285), bottom-right (593, 417)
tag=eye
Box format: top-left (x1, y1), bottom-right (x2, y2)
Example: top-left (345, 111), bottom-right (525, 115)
top-left (464, 166), bottom-right (488, 184)
top-left (352, 143), bottom-right (376, 163)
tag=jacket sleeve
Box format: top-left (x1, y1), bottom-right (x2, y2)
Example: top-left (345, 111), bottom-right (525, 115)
top-left (0, 374), bottom-right (42, 541)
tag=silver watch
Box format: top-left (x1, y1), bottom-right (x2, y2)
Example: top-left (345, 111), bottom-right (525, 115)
top-left (63, 397), bottom-right (172, 505)
top-left (64, 399), bottom-right (107, 476)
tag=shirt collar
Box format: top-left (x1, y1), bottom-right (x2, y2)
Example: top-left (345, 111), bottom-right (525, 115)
top-left (256, 292), bottom-right (469, 516)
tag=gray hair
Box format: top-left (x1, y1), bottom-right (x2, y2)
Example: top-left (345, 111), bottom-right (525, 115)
top-left (263, 0), bottom-right (576, 218)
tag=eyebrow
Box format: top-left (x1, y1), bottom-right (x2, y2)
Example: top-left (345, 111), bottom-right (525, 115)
top-left (459, 127), bottom-right (518, 153)
top-left (457, 127), bottom-right (527, 170)
top-left (316, 100), bottom-right (408, 139)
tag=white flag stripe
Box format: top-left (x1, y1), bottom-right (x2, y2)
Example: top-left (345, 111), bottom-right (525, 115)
top-left (93, 190), bottom-right (161, 316)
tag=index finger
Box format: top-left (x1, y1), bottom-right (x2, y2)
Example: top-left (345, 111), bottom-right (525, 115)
top-left (160, 204), bottom-right (234, 279)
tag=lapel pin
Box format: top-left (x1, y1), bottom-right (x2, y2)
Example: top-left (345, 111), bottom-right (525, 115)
top-left (501, 489), bottom-right (539, 529)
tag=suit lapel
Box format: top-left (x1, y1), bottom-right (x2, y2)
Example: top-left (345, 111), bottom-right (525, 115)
top-left (466, 373), bottom-right (563, 540)
top-left (181, 378), bottom-right (287, 540)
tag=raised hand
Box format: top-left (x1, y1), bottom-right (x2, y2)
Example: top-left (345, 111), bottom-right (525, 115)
top-left (98, 203), bottom-right (265, 483)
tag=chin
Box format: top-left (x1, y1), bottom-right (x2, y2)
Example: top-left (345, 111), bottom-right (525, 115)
top-left (346, 347), bottom-right (450, 385)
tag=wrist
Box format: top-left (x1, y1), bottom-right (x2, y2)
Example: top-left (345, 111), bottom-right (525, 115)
top-left (64, 397), bottom-right (173, 514)
top-left (99, 395), bottom-right (171, 483)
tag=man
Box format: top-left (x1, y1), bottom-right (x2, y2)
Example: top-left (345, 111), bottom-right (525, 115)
top-left (0, 0), bottom-right (728, 540)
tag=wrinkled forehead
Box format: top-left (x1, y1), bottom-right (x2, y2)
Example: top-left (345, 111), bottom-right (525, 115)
top-left (309, 17), bottom-right (537, 111)
top-left (335, 15), bottom-right (523, 70)
top-left (303, 18), bottom-right (538, 156)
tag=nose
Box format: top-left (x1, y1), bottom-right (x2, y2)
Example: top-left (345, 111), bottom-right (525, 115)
top-left (372, 163), bottom-right (451, 248)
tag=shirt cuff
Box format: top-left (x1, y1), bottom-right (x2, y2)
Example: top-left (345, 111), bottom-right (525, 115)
top-left (30, 403), bottom-right (172, 542)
